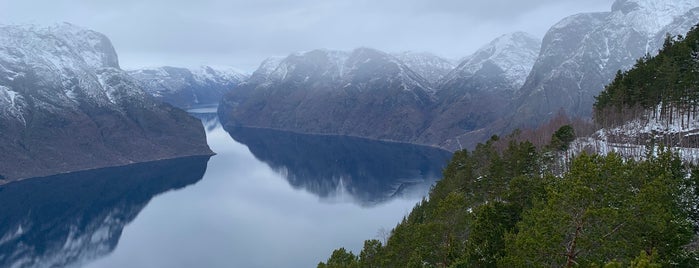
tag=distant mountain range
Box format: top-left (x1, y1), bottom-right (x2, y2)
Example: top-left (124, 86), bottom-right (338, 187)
top-left (217, 32), bottom-right (540, 149)
top-left (218, 0), bottom-right (699, 151)
top-left (3, 0), bottom-right (697, 182)
top-left (128, 65), bottom-right (247, 109)
top-left (0, 23), bottom-right (212, 182)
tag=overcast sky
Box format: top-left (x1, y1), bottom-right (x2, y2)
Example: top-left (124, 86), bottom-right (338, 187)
top-left (0, 0), bottom-right (614, 72)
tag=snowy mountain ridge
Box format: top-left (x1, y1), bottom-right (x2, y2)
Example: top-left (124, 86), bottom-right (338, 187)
top-left (0, 22), bottom-right (131, 116)
top-left (257, 48), bottom-right (434, 94)
top-left (128, 65), bottom-right (247, 108)
top-left (445, 32), bottom-right (541, 91)
top-left (392, 51), bottom-right (455, 85)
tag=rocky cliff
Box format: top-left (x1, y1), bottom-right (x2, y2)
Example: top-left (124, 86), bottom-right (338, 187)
top-left (0, 23), bottom-right (213, 182)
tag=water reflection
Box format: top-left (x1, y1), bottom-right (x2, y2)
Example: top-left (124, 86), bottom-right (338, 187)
top-left (225, 126), bottom-right (453, 205)
top-left (188, 105), bottom-right (220, 132)
top-left (0, 156), bottom-right (211, 268)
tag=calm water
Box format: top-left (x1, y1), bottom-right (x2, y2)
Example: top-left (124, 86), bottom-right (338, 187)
top-left (0, 107), bottom-right (452, 268)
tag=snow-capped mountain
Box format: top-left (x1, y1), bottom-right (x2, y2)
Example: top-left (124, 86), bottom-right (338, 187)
top-left (443, 32), bottom-right (541, 91)
top-left (392, 51), bottom-right (455, 85)
top-left (219, 36), bottom-right (543, 150)
top-left (513, 0), bottom-right (699, 127)
top-left (0, 23), bottom-right (212, 182)
top-left (128, 65), bottom-right (247, 108)
top-left (417, 32), bottom-right (541, 149)
top-left (219, 47), bottom-right (436, 143)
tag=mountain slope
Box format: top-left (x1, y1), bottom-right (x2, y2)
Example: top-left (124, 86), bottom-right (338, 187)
top-left (219, 36), bottom-right (541, 150)
top-left (420, 32), bottom-right (541, 149)
top-left (0, 23), bottom-right (212, 182)
top-left (219, 48), bottom-right (436, 143)
top-left (128, 65), bottom-right (247, 108)
top-left (392, 52), bottom-right (455, 85)
top-left (513, 0), bottom-right (699, 127)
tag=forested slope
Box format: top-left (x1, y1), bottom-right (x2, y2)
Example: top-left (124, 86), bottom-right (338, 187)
top-left (318, 24), bottom-right (699, 268)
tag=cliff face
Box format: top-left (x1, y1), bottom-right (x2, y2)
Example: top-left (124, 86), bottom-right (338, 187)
top-left (513, 0), bottom-right (699, 127)
top-left (0, 23), bottom-right (213, 182)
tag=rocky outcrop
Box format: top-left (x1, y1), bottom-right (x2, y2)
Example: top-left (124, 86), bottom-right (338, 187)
top-left (0, 23), bottom-right (213, 182)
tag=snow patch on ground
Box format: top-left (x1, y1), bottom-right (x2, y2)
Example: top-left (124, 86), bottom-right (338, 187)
top-left (0, 85), bottom-right (26, 125)
top-left (568, 105), bottom-right (699, 164)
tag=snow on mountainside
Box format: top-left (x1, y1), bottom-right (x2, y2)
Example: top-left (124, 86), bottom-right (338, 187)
top-left (218, 47), bottom-right (436, 144)
top-left (417, 32), bottom-right (542, 150)
top-left (513, 0), bottom-right (699, 127)
top-left (446, 32), bottom-right (541, 90)
top-left (253, 48), bottom-right (434, 94)
top-left (392, 52), bottom-right (455, 85)
top-left (0, 23), bottom-right (123, 113)
top-left (128, 65), bottom-right (247, 108)
top-left (0, 23), bottom-right (211, 182)
top-left (611, 0), bottom-right (699, 36)
top-left (222, 36), bottom-right (542, 150)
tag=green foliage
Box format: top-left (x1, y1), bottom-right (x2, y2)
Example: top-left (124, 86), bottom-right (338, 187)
top-left (359, 240), bottom-right (382, 268)
top-left (320, 137), bottom-right (698, 268)
top-left (318, 248), bottom-right (359, 268)
top-left (594, 25), bottom-right (699, 126)
top-left (502, 151), bottom-right (695, 267)
top-left (550, 125), bottom-right (576, 151)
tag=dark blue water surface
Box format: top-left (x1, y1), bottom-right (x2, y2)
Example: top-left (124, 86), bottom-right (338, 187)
top-left (0, 107), bottom-right (452, 268)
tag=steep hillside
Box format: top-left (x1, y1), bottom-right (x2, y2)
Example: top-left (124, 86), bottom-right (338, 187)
top-left (421, 32), bottom-right (541, 149)
top-left (513, 0), bottom-right (699, 127)
top-left (392, 51), bottom-right (455, 85)
top-left (0, 23), bottom-right (212, 182)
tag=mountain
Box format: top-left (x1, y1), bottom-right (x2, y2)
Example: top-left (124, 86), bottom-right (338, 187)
top-left (218, 48), bottom-right (436, 143)
top-left (419, 32), bottom-right (541, 149)
top-left (0, 23), bottom-right (212, 182)
top-left (128, 65), bottom-right (247, 109)
top-left (392, 51), bottom-right (455, 85)
top-left (219, 36), bottom-right (542, 150)
top-left (513, 0), bottom-right (699, 127)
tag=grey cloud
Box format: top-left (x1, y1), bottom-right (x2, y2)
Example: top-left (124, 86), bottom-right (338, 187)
top-left (0, 0), bottom-right (615, 71)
